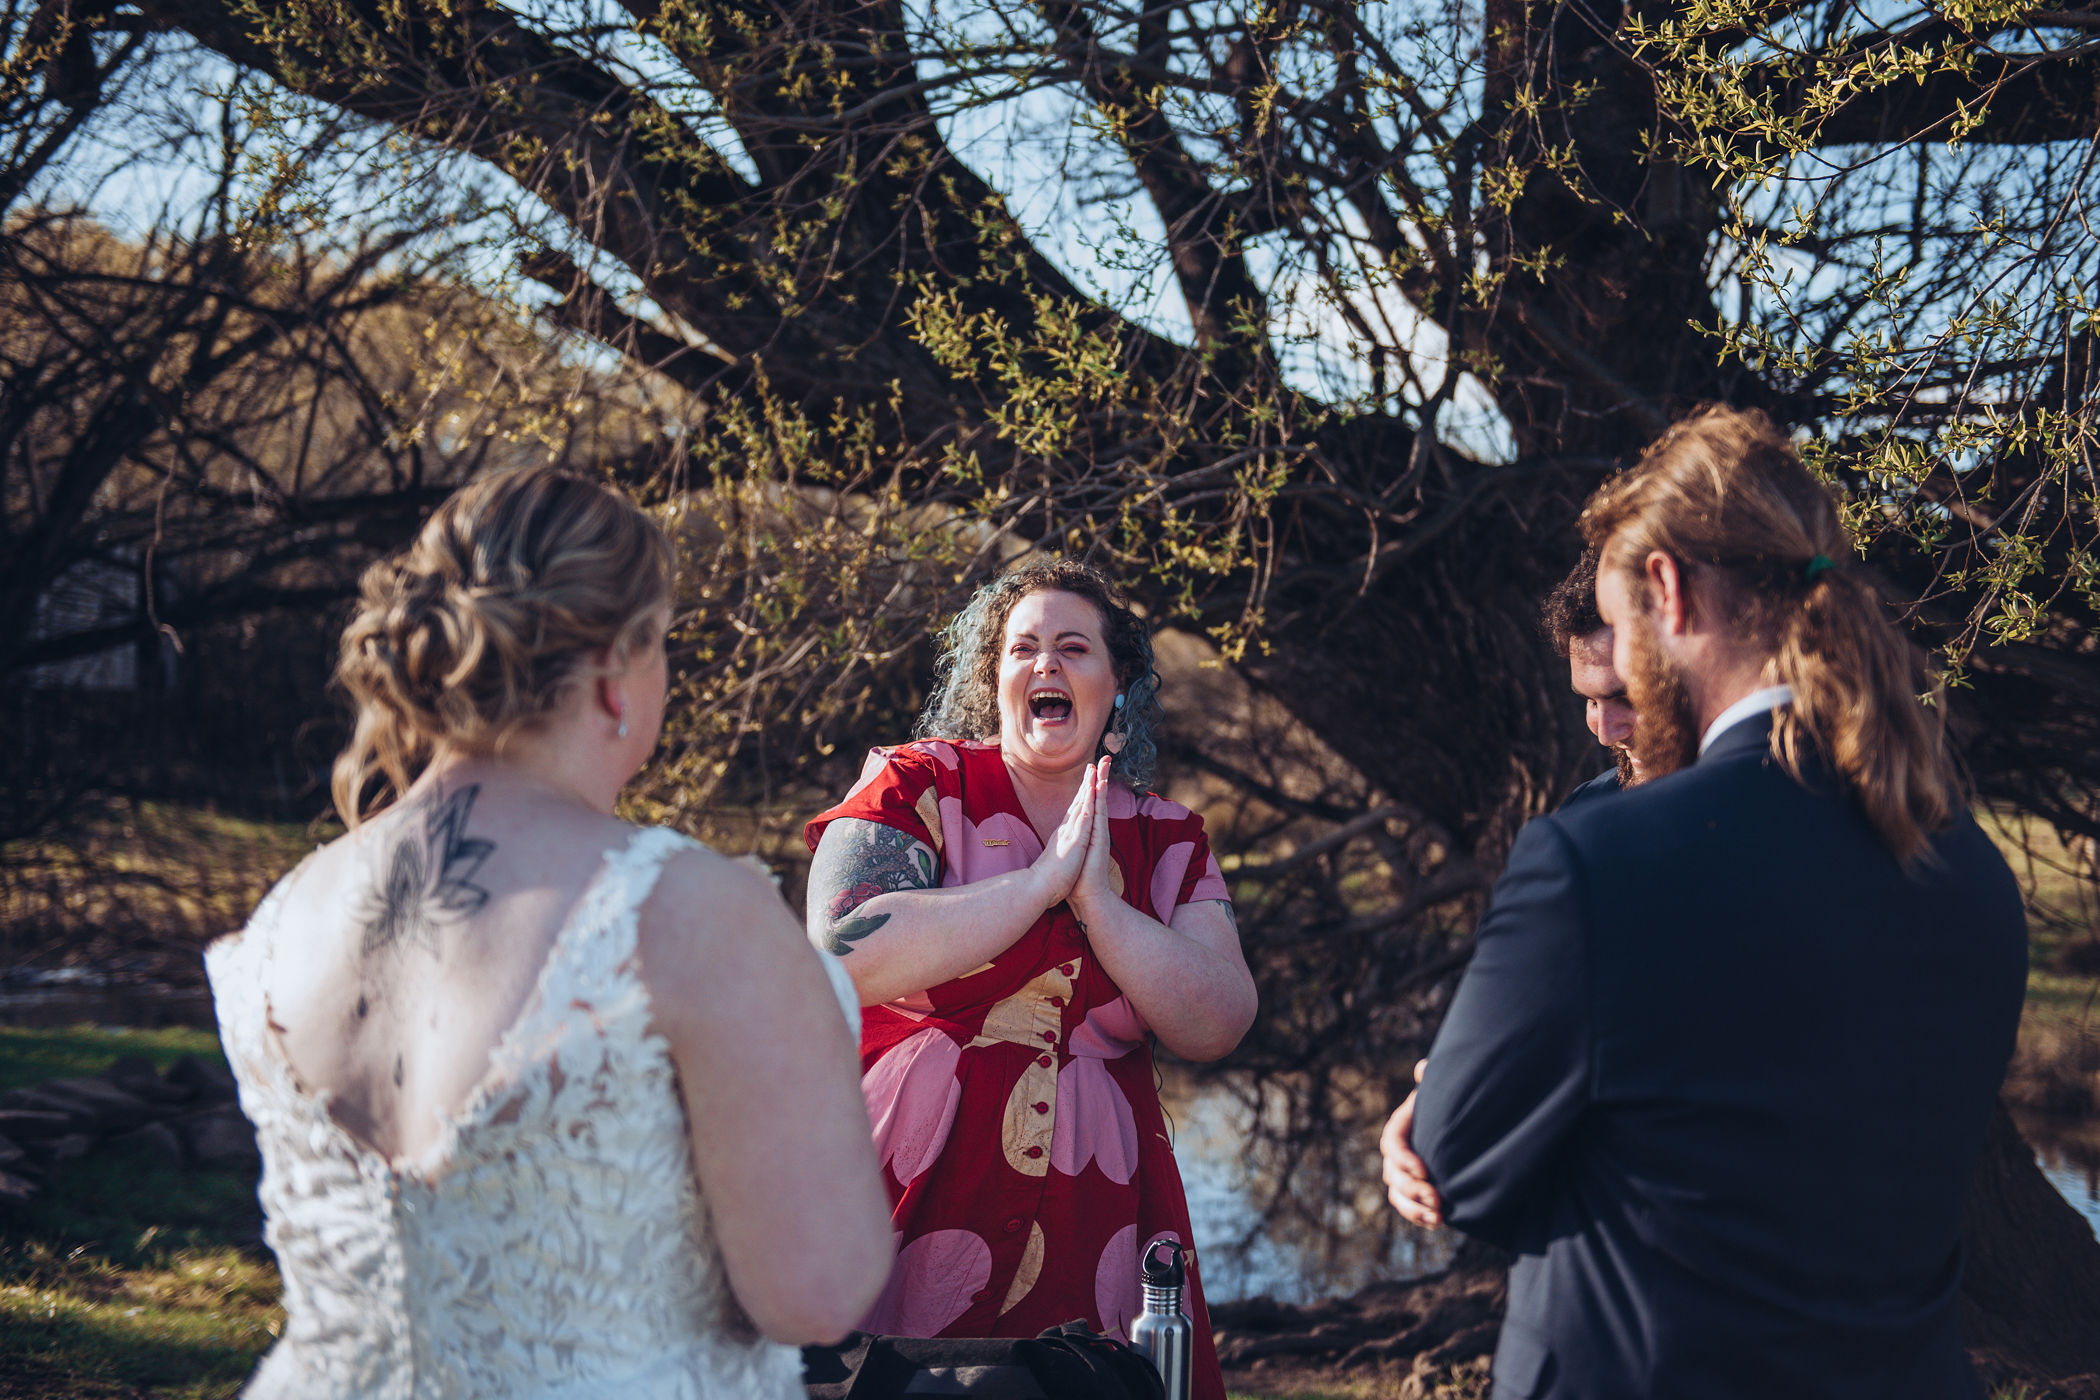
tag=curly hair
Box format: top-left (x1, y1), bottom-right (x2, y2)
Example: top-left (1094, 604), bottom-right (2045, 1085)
top-left (331, 466), bottom-right (674, 826)
top-left (916, 560), bottom-right (1163, 789)
top-left (1540, 548), bottom-right (1606, 656)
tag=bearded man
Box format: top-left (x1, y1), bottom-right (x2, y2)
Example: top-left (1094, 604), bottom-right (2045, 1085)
top-left (1539, 549), bottom-right (1641, 805)
top-left (1379, 407), bottom-right (2027, 1399)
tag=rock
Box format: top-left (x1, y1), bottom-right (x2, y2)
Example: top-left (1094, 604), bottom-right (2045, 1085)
top-left (105, 1055), bottom-right (160, 1084)
top-left (32, 1077), bottom-right (155, 1133)
top-left (31, 1133), bottom-right (95, 1165)
top-left (165, 1055), bottom-right (238, 1105)
top-left (172, 1107), bottom-right (259, 1169)
top-left (0, 1136), bottom-right (39, 1182)
top-left (0, 1108), bottom-right (83, 1142)
top-left (0, 1089), bottom-right (101, 1131)
top-left (108, 1121), bottom-right (187, 1169)
top-left (106, 1056), bottom-right (196, 1105)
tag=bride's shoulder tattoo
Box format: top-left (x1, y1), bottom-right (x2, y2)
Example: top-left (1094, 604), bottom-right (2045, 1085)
top-left (359, 784), bottom-right (496, 958)
top-left (809, 818), bottom-right (937, 957)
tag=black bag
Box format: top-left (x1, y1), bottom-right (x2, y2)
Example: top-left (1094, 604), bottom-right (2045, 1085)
top-left (803, 1321), bottom-right (1166, 1400)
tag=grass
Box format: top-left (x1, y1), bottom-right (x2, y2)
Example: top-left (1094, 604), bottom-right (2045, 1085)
top-left (1979, 810), bottom-right (2100, 1033)
top-left (0, 800), bottom-right (322, 974)
top-left (0, 1026), bottom-right (223, 1096)
top-left (0, 1027), bottom-right (276, 1399)
top-left (1978, 812), bottom-right (2100, 1127)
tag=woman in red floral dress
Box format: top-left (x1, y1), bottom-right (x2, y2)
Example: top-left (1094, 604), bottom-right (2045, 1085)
top-left (805, 561), bottom-right (1257, 1400)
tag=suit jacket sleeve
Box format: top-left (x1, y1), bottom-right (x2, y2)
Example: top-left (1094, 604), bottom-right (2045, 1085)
top-left (1411, 816), bottom-right (1591, 1251)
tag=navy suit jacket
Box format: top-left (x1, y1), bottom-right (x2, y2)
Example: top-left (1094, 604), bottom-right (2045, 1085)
top-left (1560, 768), bottom-right (1621, 812)
top-left (1413, 716), bottom-right (2027, 1400)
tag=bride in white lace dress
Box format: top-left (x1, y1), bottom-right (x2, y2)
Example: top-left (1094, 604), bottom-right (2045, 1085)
top-left (207, 467), bottom-right (892, 1398)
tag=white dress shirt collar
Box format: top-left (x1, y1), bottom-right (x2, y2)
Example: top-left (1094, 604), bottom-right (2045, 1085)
top-left (1698, 683), bottom-right (1796, 756)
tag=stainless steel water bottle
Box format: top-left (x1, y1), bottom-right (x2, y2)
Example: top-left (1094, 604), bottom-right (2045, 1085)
top-left (1130, 1238), bottom-right (1191, 1400)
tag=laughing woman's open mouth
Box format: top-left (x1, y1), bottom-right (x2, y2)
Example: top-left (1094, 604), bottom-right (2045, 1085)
top-left (1028, 689), bottom-right (1073, 725)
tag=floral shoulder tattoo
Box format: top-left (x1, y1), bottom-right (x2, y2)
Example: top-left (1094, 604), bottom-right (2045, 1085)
top-left (807, 818), bottom-right (938, 956)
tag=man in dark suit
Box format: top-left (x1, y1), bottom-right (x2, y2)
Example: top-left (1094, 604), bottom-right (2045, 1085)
top-left (1540, 549), bottom-right (1641, 809)
top-left (1379, 408), bottom-right (2028, 1399)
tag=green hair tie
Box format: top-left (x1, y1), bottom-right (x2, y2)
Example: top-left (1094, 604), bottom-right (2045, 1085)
top-left (1803, 554), bottom-right (1836, 584)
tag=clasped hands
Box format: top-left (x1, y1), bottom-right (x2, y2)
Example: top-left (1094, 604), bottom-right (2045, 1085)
top-left (1380, 1057), bottom-right (1446, 1229)
top-left (1029, 762), bottom-right (1444, 1228)
top-left (1027, 756), bottom-right (1121, 924)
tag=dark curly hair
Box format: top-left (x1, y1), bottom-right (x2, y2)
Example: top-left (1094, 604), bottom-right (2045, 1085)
top-left (1540, 548), bottom-right (1606, 656)
top-left (916, 560), bottom-right (1163, 789)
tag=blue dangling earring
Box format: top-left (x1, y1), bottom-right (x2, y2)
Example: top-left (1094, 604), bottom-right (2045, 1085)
top-left (1103, 692), bottom-right (1127, 755)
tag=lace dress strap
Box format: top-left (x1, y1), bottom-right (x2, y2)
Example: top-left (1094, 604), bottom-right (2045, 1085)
top-left (552, 829), bottom-right (862, 1038)
top-left (480, 826), bottom-right (698, 1069)
top-left (207, 853), bottom-right (318, 1071)
top-left (567, 825), bottom-right (697, 972)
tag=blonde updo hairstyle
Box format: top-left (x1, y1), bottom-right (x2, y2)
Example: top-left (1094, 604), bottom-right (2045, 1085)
top-left (331, 466), bottom-right (674, 827)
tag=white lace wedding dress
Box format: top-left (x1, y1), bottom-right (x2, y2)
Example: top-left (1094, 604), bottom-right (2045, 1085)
top-left (207, 827), bottom-right (857, 1399)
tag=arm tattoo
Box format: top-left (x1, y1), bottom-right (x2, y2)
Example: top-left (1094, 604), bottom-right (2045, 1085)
top-left (808, 818), bottom-right (938, 957)
top-left (359, 784), bottom-right (495, 958)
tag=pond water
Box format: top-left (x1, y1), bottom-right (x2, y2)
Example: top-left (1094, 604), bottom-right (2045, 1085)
top-left (0, 968), bottom-right (215, 1030)
top-left (2028, 1124), bottom-right (2100, 1241)
top-left (1158, 1067), bottom-right (1453, 1305)
top-left (3, 975), bottom-right (2094, 1305)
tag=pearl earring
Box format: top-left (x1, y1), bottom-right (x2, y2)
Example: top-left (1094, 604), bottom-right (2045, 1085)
top-left (617, 717), bottom-right (629, 739)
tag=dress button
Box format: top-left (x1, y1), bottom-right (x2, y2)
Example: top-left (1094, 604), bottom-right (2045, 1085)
top-left (972, 1288), bottom-right (991, 1302)
top-left (1025, 1146), bottom-right (1043, 1159)
top-left (1059, 964), bottom-right (1075, 976)
top-left (1005, 1218), bottom-right (1024, 1234)
top-left (1037, 1054), bottom-right (1053, 1068)
top-left (1040, 1031), bottom-right (1057, 1044)
top-left (1033, 1101), bottom-right (1049, 1114)
top-left (1049, 996), bottom-right (1065, 1008)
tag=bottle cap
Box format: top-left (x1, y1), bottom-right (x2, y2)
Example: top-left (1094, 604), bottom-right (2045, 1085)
top-left (1141, 1238), bottom-right (1184, 1288)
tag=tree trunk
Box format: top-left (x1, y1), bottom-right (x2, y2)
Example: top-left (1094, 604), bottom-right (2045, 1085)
top-left (1961, 1106), bottom-right (2100, 1394)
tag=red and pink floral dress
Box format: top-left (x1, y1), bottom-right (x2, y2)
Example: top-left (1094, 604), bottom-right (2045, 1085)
top-left (806, 739), bottom-right (1231, 1400)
